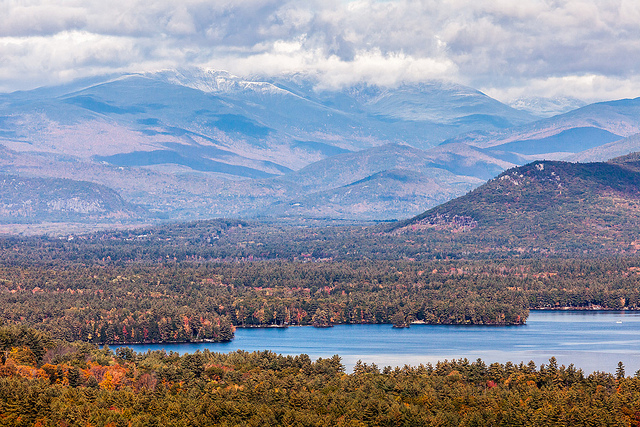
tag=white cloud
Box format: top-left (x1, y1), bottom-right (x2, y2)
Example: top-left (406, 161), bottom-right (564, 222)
top-left (0, 0), bottom-right (639, 101)
top-left (165, 7), bottom-right (197, 36)
top-left (484, 74), bottom-right (640, 104)
top-left (0, 2), bottom-right (87, 37)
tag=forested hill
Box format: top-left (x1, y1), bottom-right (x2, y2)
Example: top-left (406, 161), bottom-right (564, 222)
top-left (0, 174), bottom-right (146, 223)
top-left (3, 327), bottom-right (640, 426)
top-left (394, 156), bottom-right (640, 255)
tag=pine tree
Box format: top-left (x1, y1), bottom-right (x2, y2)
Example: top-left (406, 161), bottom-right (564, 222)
top-left (616, 361), bottom-right (625, 380)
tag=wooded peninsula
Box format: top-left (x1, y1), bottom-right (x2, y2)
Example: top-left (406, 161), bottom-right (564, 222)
top-left (1, 221), bottom-right (639, 343)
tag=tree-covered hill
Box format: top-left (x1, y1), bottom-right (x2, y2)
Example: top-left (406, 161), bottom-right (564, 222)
top-left (394, 157), bottom-right (640, 255)
top-left (2, 327), bottom-right (640, 426)
top-left (0, 174), bottom-right (146, 223)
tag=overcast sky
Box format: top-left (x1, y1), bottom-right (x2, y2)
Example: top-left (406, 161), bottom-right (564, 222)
top-left (1, 0), bottom-right (640, 102)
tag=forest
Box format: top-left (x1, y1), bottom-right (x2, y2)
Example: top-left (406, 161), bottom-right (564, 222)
top-left (0, 248), bottom-right (639, 343)
top-left (0, 325), bottom-right (639, 426)
top-left (3, 221), bottom-right (640, 424)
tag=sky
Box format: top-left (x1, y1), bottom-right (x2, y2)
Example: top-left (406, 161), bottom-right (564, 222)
top-left (1, 0), bottom-right (640, 103)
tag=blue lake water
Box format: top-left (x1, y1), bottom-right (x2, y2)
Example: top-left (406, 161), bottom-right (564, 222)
top-left (116, 310), bottom-right (640, 374)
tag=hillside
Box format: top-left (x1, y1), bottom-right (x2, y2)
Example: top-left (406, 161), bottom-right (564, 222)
top-left (394, 157), bottom-right (640, 254)
top-left (444, 98), bottom-right (640, 161)
top-left (0, 175), bottom-right (145, 224)
top-left (266, 169), bottom-right (482, 220)
top-left (569, 133), bottom-right (640, 163)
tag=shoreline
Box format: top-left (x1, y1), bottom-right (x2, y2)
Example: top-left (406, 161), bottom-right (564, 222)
top-left (107, 311), bottom-right (638, 347)
top-left (531, 307), bottom-right (638, 311)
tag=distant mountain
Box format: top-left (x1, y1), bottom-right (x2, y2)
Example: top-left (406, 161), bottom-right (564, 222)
top-left (0, 174), bottom-right (145, 223)
top-left (266, 168), bottom-right (482, 220)
top-left (509, 96), bottom-right (587, 118)
top-left (568, 133), bottom-right (640, 163)
top-left (3, 69), bottom-right (640, 226)
top-left (0, 69), bottom-right (537, 174)
top-left (417, 143), bottom-right (515, 180)
top-left (277, 144), bottom-right (451, 191)
top-left (394, 157), bottom-right (640, 254)
top-left (444, 98), bottom-right (640, 162)
top-left (245, 143), bottom-right (512, 220)
top-left (278, 143), bottom-right (514, 191)
top-left (268, 75), bottom-right (537, 128)
top-left (0, 69), bottom-right (543, 223)
top-left (156, 144), bottom-right (487, 221)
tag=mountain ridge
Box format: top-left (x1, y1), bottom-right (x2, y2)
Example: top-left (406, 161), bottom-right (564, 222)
top-left (1, 69), bottom-right (640, 226)
top-left (443, 98), bottom-right (640, 156)
top-left (0, 69), bottom-right (542, 223)
top-left (265, 168), bottom-right (482, 220)
top-left (0, 174), bottom-right (146, 224)
top-left (392, 156), bottom-right (640, 255)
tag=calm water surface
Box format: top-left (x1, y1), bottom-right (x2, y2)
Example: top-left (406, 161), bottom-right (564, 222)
top-left (117, 311), bottom-right (640, 374)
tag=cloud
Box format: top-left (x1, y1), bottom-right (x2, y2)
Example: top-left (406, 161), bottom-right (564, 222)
top-left (0, 2), bottom-right (87, 37)
top-left (210, 48), bottom-right (458, 89)
top-left (0, 0), bottom-right (639, 101)
top-left (484, 74), bottom-right (640, 104)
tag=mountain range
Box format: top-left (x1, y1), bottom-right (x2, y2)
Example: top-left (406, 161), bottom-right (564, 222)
top-left (64, 153), bottom-right (640, 260)
top-left (444, 98), bottom-right (640, 162)
top-left (0, 68), bottom-right (639, 226)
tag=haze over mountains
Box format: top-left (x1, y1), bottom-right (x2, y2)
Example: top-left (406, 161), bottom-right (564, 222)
top-left (0, 68), bottom-right (639, 226)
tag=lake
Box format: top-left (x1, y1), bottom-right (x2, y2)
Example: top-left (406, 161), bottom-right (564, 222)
top-left (116, 310), bottom-right (640, 374)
